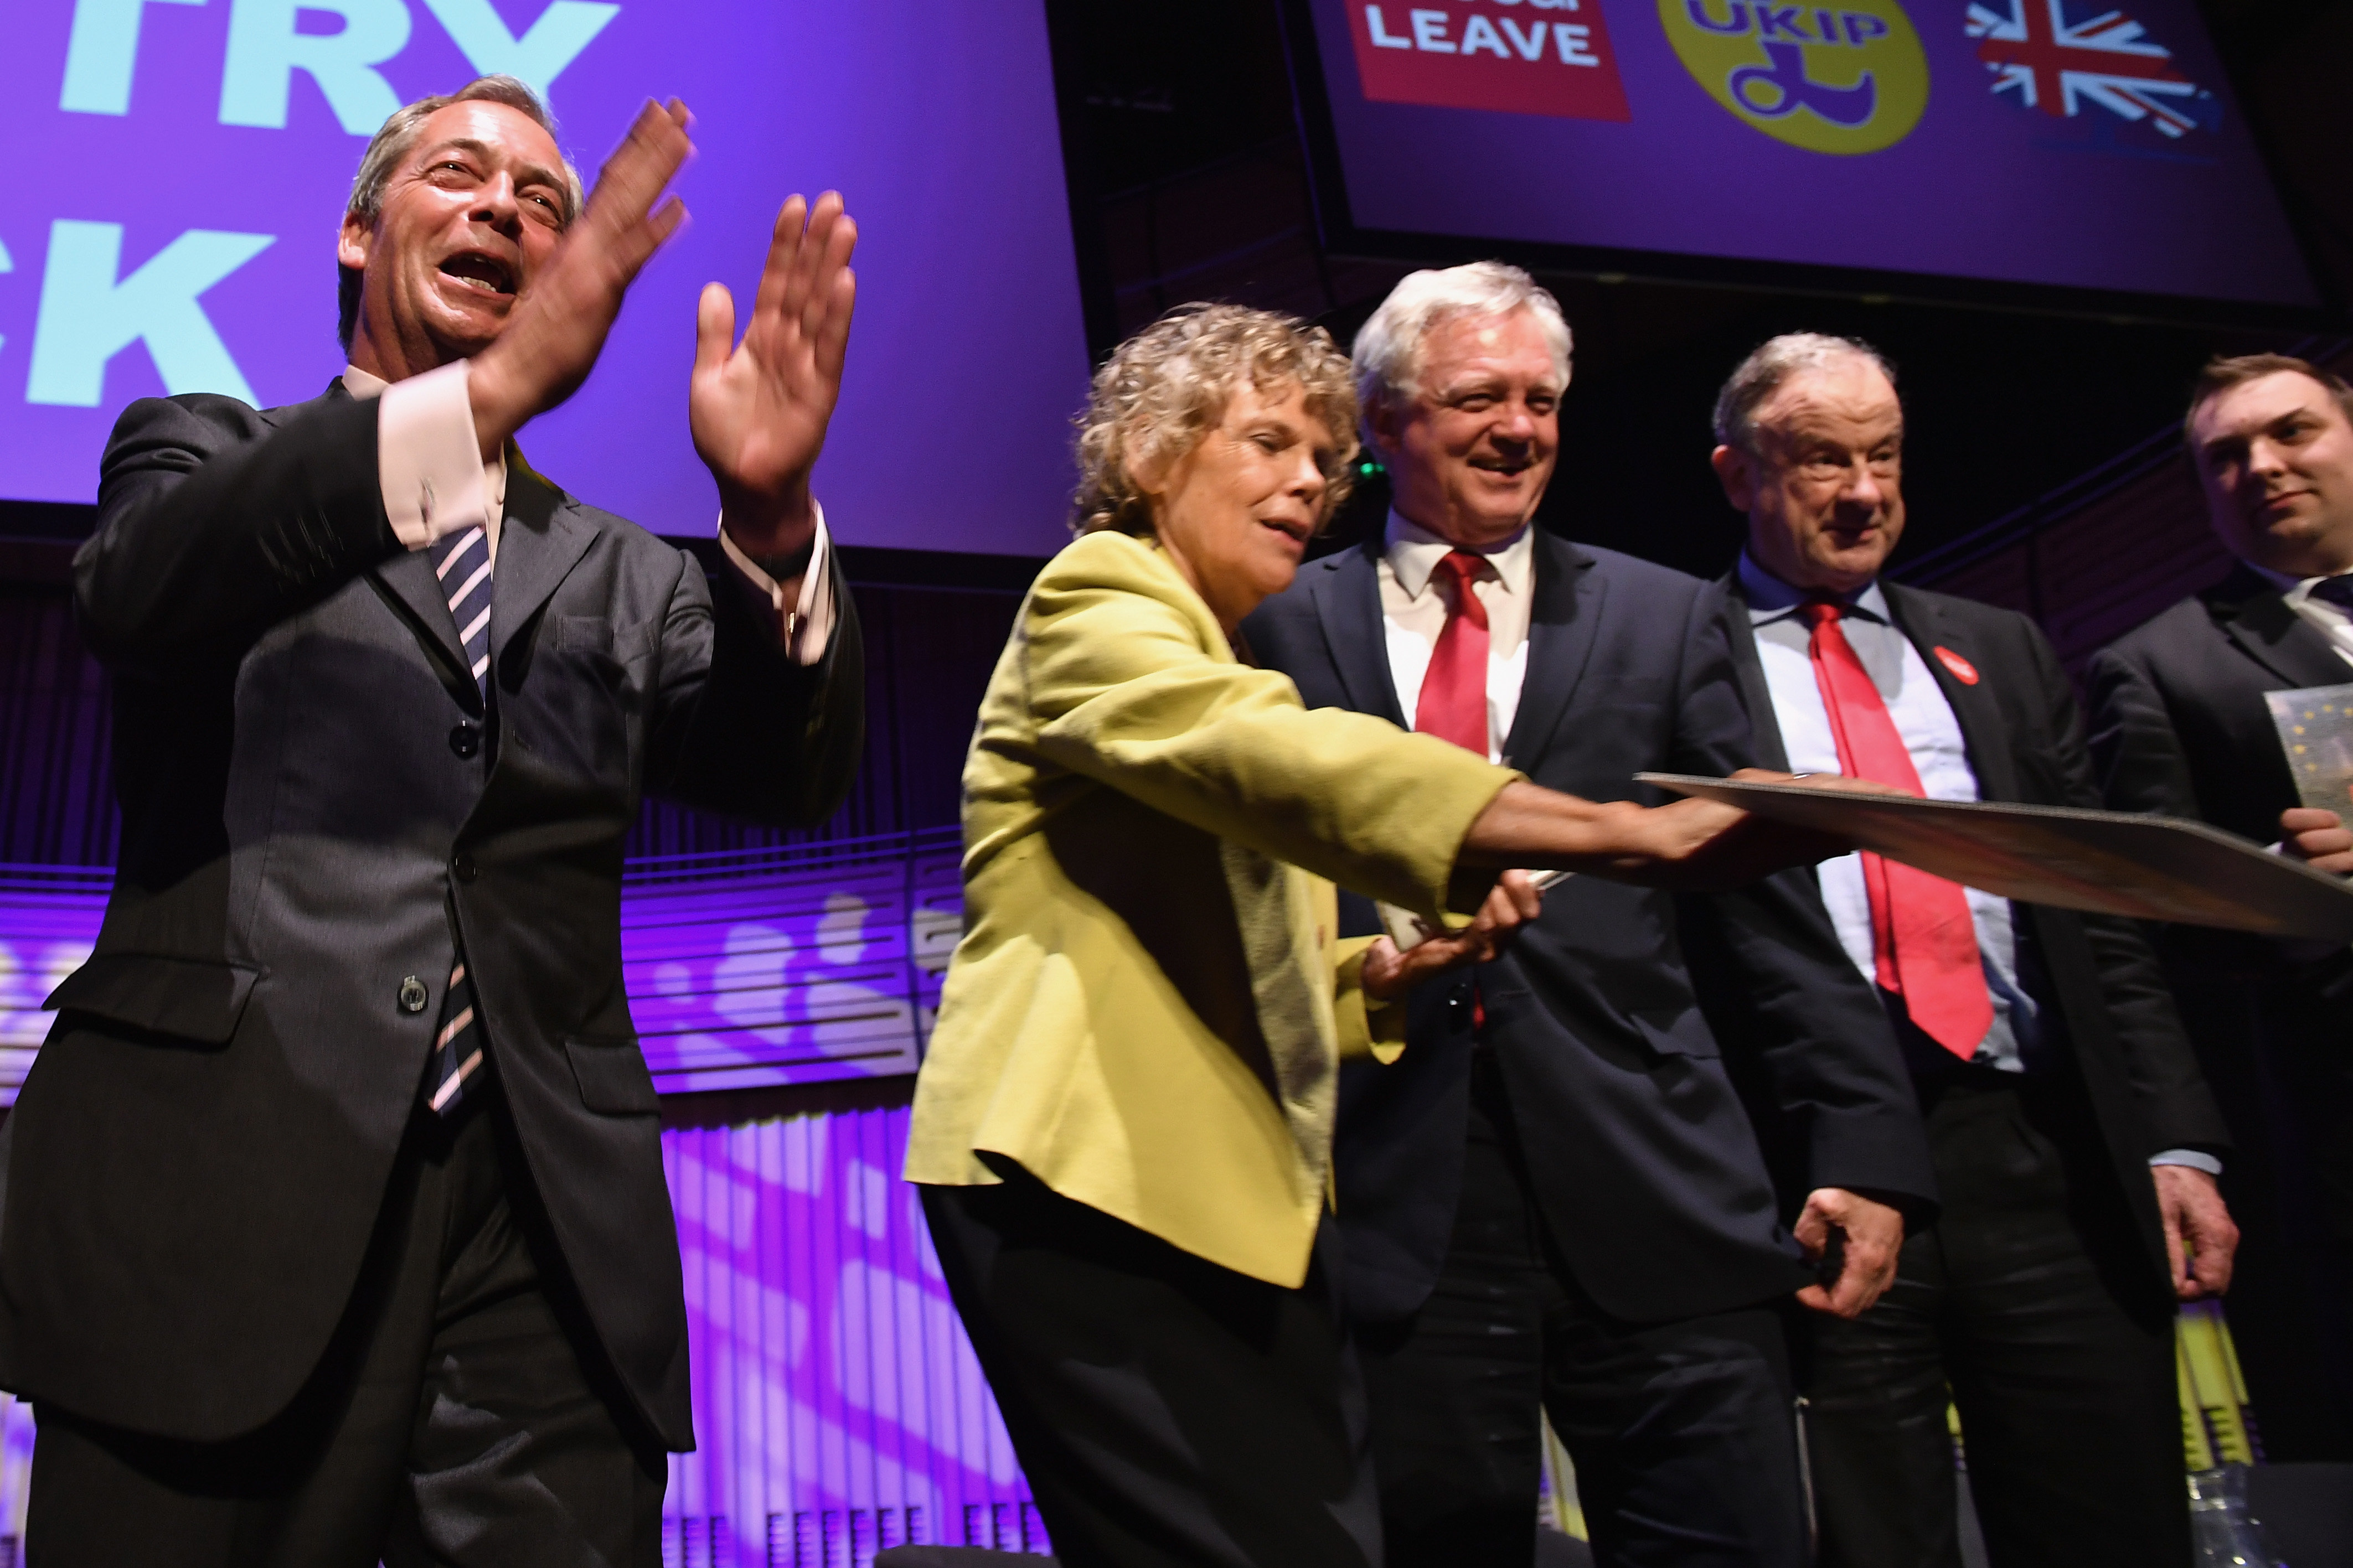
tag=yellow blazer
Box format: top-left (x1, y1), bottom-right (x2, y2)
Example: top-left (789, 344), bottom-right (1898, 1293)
top-left (904, 529), bottom-right (1516, 1287)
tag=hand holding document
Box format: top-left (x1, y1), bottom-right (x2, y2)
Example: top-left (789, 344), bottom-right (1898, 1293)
top-left (1362, 869), bottom-right (1552, 1000)
top-left (2266, 681), bottom-right (2353, 818)
top-left (1379, 869), bottom-right (1570, 952)
top-left (2264, 683), bottom-right (2353, 874)
top-left (1637, 773), bottom-right (2353, 941)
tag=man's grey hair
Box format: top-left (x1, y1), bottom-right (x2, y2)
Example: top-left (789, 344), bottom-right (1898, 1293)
top-left (1712, 333), bottom-right (1897, 453)
top-left (1352, 261), bottom-right (1572, 435)
top-left (337, 76), bottom-right (585, 353)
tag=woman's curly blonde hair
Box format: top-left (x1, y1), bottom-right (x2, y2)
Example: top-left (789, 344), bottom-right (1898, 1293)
top-left (1071, 303), bottom-right (1360, 538)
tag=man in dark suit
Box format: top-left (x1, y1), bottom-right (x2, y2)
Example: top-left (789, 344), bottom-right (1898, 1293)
top-left (0, 78), bottom-right (864, 1564)
top-left (1243, 264), bottom-right (1937, 1568)
top-left (2087, 352), bottom-right (2353, 1462)
top-left (1710, 333), bottom-right (2236, 1566)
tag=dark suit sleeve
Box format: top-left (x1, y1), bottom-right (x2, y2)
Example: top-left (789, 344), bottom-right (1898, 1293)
top-left (1668, 592), bottom-right (1939, 1212)
top-left (2084, 641), bottom-right (2205, 820)
top-left (76, 392), bottom-right (398, 673)
top-left (2021, 625), bottom-right (2231, 1152)
top-left (643, 545), bottom-right (865, 828)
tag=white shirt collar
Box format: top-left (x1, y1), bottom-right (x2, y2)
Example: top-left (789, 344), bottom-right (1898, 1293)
top-left (340, 363), bottom-right (389, 399)
top-left (2241, 559), bottom-right (2353, 606)
top-left (1738, 549), bottom-right (1891, 625)
top-left (1383, 509), bottom-right (1535, 599)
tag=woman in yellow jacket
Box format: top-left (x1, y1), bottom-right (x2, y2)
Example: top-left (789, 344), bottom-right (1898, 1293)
top-left (905, 304), bottom-right (1805, 1568)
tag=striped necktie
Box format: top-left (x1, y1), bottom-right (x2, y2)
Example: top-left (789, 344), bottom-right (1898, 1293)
top-left (434, 524), bottom-right (494, 698)
top-left (425, 525), bottom-right (492, 1116)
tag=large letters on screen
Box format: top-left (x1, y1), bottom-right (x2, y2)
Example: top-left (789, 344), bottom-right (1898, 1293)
top-left (0, 1), bottom-right (1090, 557)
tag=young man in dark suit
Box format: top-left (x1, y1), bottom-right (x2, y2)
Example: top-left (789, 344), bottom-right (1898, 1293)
top-left (1711, 333), bottom-right (2236, 1567)
top-left (0, 77), bottom-right (864, 1563)
top-left (2087, 353), bottom-right (2353, 1462)
top-left (1243, 265), bottom-right (1937, 1568)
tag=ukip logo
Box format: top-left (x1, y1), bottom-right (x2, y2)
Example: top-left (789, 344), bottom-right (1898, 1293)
top-left (1661, 0), bottom-right (1928, 152)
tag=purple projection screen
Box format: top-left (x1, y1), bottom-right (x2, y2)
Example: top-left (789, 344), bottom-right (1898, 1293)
top-left (1297, 0), bottom-right (2319, 308)
top-left (0, 1), bottom-right (1091, 556)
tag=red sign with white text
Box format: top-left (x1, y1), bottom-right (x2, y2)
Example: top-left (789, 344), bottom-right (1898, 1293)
top-left (1349, 1), bottom-right (1632, 121)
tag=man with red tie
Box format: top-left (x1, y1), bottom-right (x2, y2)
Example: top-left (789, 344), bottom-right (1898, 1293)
top-left (1243, 267), bottom-right (1937, 1568)
top-left (1710, 333), bottom-right (2237, 1567)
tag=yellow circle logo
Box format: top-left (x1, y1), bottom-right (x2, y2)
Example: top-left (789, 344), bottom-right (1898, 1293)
top-left (1658, 0), bottom-right (1928, 153)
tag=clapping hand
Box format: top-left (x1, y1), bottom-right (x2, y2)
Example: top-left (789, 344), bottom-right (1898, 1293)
top-left (471, 99), bottom-right (694, 458)
top-left (693, 192), bottom-right (859, 562)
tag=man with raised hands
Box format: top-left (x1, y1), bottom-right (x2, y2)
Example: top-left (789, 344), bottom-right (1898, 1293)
top-left (1244, 266), bottom-right (1934, 1568)
top-left (0, 76), bottom-right (863, 1565)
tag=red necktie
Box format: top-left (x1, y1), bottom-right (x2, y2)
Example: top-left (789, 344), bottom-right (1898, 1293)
top-left (1416, 551), bottom-right (1491, 756)
top-left (1415, 550), bottom-right (1493, 1029)
top-left (1801, 601), bottom-right (1992, 1060)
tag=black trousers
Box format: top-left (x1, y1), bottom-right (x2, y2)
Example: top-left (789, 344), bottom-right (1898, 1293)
top-left (27, 1093), bottom-right (667, 1567)
top-left (919, 1165), bottom-right (1381, 1568)
top-left (1355, 1059), bottom-right (1808, 1568)
top-left (1800, 1073), bottom-right (2187, 1568)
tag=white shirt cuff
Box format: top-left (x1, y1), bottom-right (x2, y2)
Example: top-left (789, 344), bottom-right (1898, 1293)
top-left (718, 505), bottom-right (835, 665)
top-left (375, 360), bottom-right (493, 551)
top-left (2150, 1148), bottom-right (2222, 1176)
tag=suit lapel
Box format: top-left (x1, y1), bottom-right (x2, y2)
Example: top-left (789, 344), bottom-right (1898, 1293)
top-left (371, 537), bottom-right (469, 653)
top-left (1885, 584), bottom-right (2023, 803)
top-left (2211, 568), bottom-right (2353, 691)
top-left (1313, 540), bottom-right (1408, 728)
top-left (328, 373), bottom-right (471, 708)
top-left (488, 453), bottom-right (595, 667)
top-left (1714, 573), bottom-right (1791, 772)
top-left (1498, 531), bottom-right (1604, 768)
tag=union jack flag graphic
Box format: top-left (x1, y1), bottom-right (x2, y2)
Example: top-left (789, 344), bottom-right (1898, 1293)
top-left (1965, 0), bottom-right (2211, 137)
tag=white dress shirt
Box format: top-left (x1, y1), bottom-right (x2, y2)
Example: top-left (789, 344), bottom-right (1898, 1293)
top-left (1379, 511), bottom-right (1534, 764)
top-left (1741, 553), bottom-right (2218, 1174)
top-left (2246, 563), bottom-right (2353, 671)
top-left (1738, 552), bottom-right (2041, 1073)
top-left (349, 360), bottom-right (835, 664)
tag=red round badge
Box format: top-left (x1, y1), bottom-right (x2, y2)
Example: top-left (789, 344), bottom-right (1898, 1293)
top-left (1933, 645), bottom-right (1980, 685)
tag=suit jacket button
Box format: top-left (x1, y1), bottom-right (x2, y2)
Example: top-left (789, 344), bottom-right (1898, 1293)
top-left (452, 851), bottom-right (477, 883)
top-left (398, 975), bottom-right (429, 1013)
top-left (448, 722), bottom-right (482, 759)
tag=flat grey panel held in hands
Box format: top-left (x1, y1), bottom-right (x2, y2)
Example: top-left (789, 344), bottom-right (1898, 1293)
top-left (2264, 682), bottom-right (2353, 818)
top-left (1635, 773), bottom-right (2353, 941)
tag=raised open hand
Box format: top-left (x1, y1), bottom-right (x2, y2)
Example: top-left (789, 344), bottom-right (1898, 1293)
top-left (692, 192), bottom-right (859, 555)
top-left (470, 99), bottom-right (693, 456)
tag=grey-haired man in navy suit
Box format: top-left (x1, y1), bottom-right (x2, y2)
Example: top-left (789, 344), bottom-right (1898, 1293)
top-left (1244, 265), bottom-right (1936, 1568)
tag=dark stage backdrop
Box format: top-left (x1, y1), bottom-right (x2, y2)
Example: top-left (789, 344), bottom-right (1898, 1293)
top-left (1897, 341), bottom-right (2353, 673)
